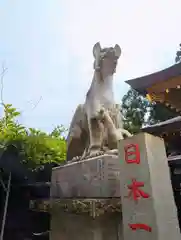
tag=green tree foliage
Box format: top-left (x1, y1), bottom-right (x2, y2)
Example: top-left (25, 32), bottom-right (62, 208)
top-left (121, 88), bottom-right (149, 134)
top-left (122, 88), bottom-right (178, 134)
top-left (0, 103), bottom-right (66, 169)
top-left (147, 102), bottom-right (178, 125)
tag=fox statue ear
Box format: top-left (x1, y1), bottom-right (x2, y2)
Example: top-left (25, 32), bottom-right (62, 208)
top-left (114, 44), bottom-right (121, 58)
top-left (93, 42), bottom-right (101, 58)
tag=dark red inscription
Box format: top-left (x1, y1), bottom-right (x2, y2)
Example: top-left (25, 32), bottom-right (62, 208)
top-left (124, 144), bottom-right (140, 164)
top-left (129, 223), bottom-right (152, 232)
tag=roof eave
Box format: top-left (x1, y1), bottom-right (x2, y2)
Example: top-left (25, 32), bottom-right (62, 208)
top-left (125, 62), bottom-right (181, 94)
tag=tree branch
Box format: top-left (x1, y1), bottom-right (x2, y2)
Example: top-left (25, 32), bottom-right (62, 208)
top-left (20, 96), bottom-right (43, 114)
top-left (0, 62), bottom-right (8, 106)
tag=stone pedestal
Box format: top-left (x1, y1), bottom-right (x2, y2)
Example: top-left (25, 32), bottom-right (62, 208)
top-left (50, 204), bottom-right (123, 240)
top-left (50, 155), bottom-right (122, 240)
top-left (118, 133), bottom-right (180, 240)
top-left (51, 154), bottom-right (120, 198)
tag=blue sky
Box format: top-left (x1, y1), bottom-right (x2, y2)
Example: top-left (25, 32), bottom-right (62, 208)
top-left (0, 0), bottom-right (181, 132)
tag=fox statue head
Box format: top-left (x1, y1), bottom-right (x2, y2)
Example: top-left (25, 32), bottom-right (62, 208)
top-left (93, 42), bottom-right (121, 79)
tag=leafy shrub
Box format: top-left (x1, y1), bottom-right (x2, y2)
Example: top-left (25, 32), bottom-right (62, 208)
top-left (0, 103), bottom-right (66, 169)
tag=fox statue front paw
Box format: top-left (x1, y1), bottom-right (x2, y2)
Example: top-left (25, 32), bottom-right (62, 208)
top-left (87, 150), bottom-right (104, 159)
top-left (72, 156), bottom-right (81, 162)
top-left (106, 149), bottom-right (118, 155)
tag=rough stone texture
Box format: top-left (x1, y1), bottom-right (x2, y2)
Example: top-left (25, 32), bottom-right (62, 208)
top-left (118, 133), bottom-right (180, 240)
top-left (50, 154), bottom-right (120, 199)
top-left (66, 42), bottom-right (131, 162)
top-left (50, 199), bottom-right (121, 217)
top-left (50, 207), bottom-right (123, 240)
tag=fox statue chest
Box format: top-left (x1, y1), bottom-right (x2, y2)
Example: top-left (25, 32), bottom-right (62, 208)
top-left (85, 76), bottom-right (114, 119)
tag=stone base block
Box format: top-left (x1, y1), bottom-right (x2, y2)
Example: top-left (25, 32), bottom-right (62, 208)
top-left (50, 154), bottom-right (120, 198)
top-left (50, 200), bottom-right (123, 240)
top-left (51, 199), bottom-right (121, 217)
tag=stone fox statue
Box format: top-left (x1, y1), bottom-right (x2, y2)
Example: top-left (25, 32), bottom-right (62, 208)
top-left (66, 42), bottom-right (132, 161)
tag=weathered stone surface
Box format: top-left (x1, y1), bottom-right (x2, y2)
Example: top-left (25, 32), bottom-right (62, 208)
top-left (50, 208), bottom-right (123, 240)
top-left (118, 133), bottom-right (180, 240)
top-left (66, 42), bottom-right (131, 162)
top-left (50, 154), bottom-right (121, 198)
top-left (51, 199), bottom-right (121, 217)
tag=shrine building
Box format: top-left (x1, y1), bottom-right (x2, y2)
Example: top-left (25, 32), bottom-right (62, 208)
top-left (126, 62), bottom-right (181, 113)
top-left (125, 61), bottom-right (181, 229)
top-left (125, 61), bottom-right (181, 158)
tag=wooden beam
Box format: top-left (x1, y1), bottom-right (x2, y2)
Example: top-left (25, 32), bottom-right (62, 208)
top-left (146, 75), bottom-right (181, 93)
top-left (146, 88), bottom-right (181, 114)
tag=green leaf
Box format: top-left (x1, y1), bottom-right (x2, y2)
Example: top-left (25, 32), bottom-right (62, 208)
top-left (0, 103), bottom-right (67, 170)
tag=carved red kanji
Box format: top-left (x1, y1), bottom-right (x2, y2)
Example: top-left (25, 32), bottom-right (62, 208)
top-left (129, 223), bottom-right (152, 232)
top-left (126, 178), bottom-right (150, 202)
top-left (124, 144), bottom-right (140, 164)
